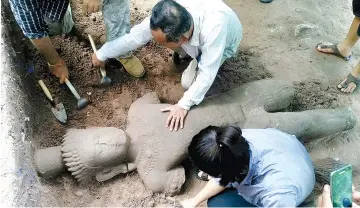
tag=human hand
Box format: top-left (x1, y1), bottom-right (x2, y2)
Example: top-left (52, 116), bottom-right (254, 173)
top-left (82, 0), bottom-right (102, 15)
top-left (160, 104), bottom-right (188, 131)
top-left (179, 198), bottom-right (197, 208)
top-left (92, 53), bottom-right (105, 69)
top-left (317, 184), bottom-right (360, 208)
top-left (353, 186), bottom-right (360, 207)
top-left (48, 59), bottom-right (69, 84)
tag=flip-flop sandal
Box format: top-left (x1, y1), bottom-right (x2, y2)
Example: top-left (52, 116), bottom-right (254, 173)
top-left (316, 43), bottom-right (352, 61)
top-left (337, 73), bottom-right (360, 93)
top-left (196, 170), bottom-right (211, 181)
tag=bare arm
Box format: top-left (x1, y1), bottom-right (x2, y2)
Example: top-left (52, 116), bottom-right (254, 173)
top-left (31, 36), bottom-right (61, 64)
top-left (31, 37), bottom-right (68, 83)
top-left (181, 178), bottom-right (226, 207)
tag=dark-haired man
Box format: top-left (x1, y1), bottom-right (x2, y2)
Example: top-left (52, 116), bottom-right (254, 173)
top-left (92, 0), bottom-right (243, 132)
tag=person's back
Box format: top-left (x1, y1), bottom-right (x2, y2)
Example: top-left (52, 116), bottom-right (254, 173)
top-left (185, 125), bottom-right (315, 207)
top-left (236, 128), bottom-right (315, 206)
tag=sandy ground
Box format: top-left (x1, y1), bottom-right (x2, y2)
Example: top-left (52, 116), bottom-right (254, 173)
top-left (230, 0), bottom-right (360, 180)
top-left (8, 0), bottom-right (360, 206)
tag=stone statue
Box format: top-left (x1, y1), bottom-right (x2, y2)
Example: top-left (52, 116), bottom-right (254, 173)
top-left (34, 80), bottom-right (356, 196)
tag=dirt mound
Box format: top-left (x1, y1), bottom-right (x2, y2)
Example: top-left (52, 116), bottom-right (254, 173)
top-left (208, 50), bottom-right (273, 96)
top-left (292, 80), bottom-right (344, 111)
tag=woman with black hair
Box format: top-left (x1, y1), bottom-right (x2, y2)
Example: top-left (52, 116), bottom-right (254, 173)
top-left (182, 125), bottom-right (315, 207)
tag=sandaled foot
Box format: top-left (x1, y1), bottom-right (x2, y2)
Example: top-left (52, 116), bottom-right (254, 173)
top-left (316, 43), bottom-right (351, 61)
top-left (337, 73), bottom-right (359, 94)
top-left (197, 170), bottom-right (211, 181)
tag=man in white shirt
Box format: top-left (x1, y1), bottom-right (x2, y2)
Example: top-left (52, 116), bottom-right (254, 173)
top-left (92, 0), bottom-right (242, 131)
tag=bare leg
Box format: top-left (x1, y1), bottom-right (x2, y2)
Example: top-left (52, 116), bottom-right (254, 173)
top-left (317, 16), bottom-right (360, 57)
top-left (338, 62), bottom-right (360, 93)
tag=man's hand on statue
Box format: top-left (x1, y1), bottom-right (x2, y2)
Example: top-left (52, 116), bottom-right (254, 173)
top-left (82, 0), bottom-right (102, 15)
top-left (92, 53), bottom-right (105, 69)
top-left (160, 104), bottom-right (188, 131)
top-left (48, 59), bottom-right (69, 84)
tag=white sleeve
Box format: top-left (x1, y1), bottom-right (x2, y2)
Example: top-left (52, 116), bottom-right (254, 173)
top-left (96, 17), bottom-right (152, 61)
top-left (177, 22), bottom-right (227, 110)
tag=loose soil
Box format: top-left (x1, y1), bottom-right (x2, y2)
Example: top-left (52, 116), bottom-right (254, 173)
top-left (16, 0), bottom-right (360, 206)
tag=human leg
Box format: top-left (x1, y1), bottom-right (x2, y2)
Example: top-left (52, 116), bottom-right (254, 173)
top-left (337, 62), bottom-right (360, 93)
top-left (181, 55), bottom-right (228, 90)
top-left (316, 0), bottom-right (360, 59)
top-left (207, 189), bottom-right (255, 207)
top-left (102, 0), bottom-right (144, 77)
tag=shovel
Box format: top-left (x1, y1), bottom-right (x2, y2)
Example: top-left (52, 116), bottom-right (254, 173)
top-left (88, 34), bottom-right (112, 86)
top-left (38, 80), bottom-right (67, 123)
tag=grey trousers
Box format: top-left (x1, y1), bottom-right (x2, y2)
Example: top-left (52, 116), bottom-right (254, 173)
top-left (102, 0), bottom-right (132, 58)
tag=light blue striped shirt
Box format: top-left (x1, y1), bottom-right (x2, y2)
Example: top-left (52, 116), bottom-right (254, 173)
top-left (216, 128), bottom-right (315, 207)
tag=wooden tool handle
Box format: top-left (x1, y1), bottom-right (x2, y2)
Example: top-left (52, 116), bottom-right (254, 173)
top-left (88, 34), bottom-right (98, 53)
top-left (38, 80), bottom-right (53, 101)
top-left (65, 79), bottom-right (81, 100)
top-left (88, 34), bottom-right (107, 77)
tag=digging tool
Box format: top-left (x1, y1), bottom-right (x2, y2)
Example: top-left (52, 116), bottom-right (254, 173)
top-left (38, 80), bottom-right (67, 123)
top-left (64, 78), bottom-right (89, 110)
top-left (88, 34), bottom-right (112, 86)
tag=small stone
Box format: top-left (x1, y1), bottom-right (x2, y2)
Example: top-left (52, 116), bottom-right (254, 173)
top-left (92, 16), bottom-right (96, 21)
top-left (55, 176), bottom-right (63, 183)
top-left (87, 92), bottom-right (92, 95)
top-left (166, 196), bottom-right (175, 203)
top-left (314, 80), bottom-right (321, 85)
top-left (160, 194), bottom-right (166, 199)
top-left (331, 103), bottom-right (338, 109)
top-left (295, 8), bottom-right (301, 12)
top-left (74, 190), bottom-right (84, 196)
top-left (148, 201), bottom-right (155, 207)
top-left (96, 195), bottom-right (100, 199)
top-left (294, 23), bottom-right (318, 37)
top-left (24, 117), bottom-right (30, 121)
top-left (64, 182), bottom-right (71, 191)
top-left (160, 199), bottom-right (166, 204)
top-left (321, 85), bottom-right (330, 91)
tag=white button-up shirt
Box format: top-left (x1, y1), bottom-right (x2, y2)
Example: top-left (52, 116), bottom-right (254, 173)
top-left (96, 0), bottom-right (242, 110)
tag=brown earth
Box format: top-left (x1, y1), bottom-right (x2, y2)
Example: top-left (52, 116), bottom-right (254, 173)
top-left (19, 0), bottom-right (360, 207)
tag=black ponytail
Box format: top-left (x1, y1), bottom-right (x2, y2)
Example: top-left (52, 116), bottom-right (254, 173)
top-left (188, 125), bottom-right (250, 186)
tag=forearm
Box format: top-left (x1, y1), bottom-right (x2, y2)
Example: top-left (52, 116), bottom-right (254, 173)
top-left (31, 37), bottom-right (62, 64)
top-left (96, 36), bottom-right (140, 61)
top-left (192, 178), bottom-right (226, 206)
top-left (96, 17), bottom-right (152, 61)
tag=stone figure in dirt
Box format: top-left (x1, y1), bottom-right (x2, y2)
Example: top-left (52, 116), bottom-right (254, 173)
top-left (34, 79), bottom-right (356, 196)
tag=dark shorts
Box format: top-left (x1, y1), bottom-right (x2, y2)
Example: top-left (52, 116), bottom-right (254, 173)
top-left (353, 0), bottom-right (360, 17)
